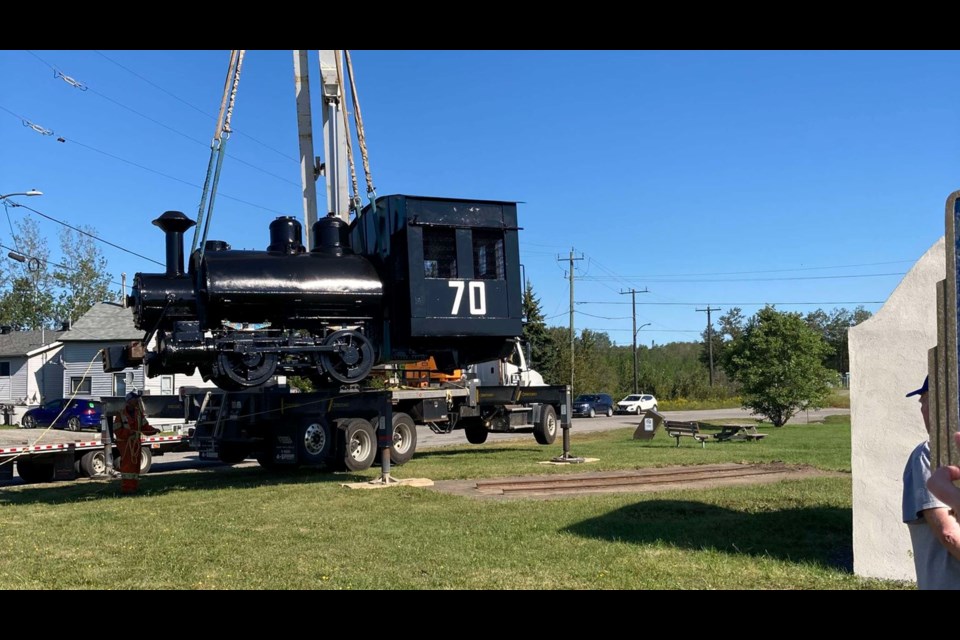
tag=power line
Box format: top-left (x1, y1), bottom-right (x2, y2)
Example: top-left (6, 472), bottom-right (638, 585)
top-left (0, 243), bottom-right (129, 290)
top-left (577, 273), bottom-right (907, 282)
top-left (578, 259), bottom-right (919, 278)
top-left (576, 300), bottom-right (885, 306)
top-left (12, 201), bottom-right (164, 267)
top-left (0, 104), bottom-right (292, 217)
top-left (26, 51), bottom-right (300, 188)
top-left (93, 50), bottom-right (300, 163)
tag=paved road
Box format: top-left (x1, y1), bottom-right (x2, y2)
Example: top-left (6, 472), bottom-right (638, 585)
top-left (415, 406), bottom-right (850, 448)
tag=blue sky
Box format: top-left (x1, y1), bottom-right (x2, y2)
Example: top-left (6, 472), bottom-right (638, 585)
top-left (1, 50), bottom-right (956, 346)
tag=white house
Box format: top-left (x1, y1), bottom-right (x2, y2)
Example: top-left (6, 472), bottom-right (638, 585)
top-left (58, 302), bottom-right (215, 399)
top-left (0, 327), bottom-right (65, 424)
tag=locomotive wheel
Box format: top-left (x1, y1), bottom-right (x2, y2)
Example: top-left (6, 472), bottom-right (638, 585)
top-left (320, 330), bottom-right (374, 384)
top-left (214, 351), bottom-right (278, 388)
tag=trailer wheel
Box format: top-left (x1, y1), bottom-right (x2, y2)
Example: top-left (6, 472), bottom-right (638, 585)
top-left (463, 419), bottom-right (489, 444)
top-left (388, 412), bottom-right (417, 465)
top-left (16, 458), bottom-right (54, 483)
top-left (339, 418), bottom-right (377, 471)
top-left (534, 406), bottom-right (558, 445)
top-left (80, 450), bottom-right (107, 477)
top-left (112, 448), bottom-right (153, 475)
top-left (298, 421), bottom-right (333, 465)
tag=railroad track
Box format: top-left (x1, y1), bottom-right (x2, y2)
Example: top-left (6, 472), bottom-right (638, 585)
top-left (472, 463), bottom-right (802, 496)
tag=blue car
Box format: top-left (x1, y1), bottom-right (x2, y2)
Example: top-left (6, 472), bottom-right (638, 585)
top-left (20, 398), bottom-right (104, 432)
top-left (572, 393), bottom-right (615, 418)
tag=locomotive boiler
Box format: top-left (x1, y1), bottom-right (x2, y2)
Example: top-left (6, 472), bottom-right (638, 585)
top-left (105, 195), bottom-right (525, 391)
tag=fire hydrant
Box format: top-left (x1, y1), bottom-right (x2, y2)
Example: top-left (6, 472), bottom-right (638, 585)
top-left (115, 391), bottom-right (158, 495)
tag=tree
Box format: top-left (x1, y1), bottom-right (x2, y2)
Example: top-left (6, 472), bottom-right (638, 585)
top-left (0, 217), bottom-right (55, 329)
top-left (0, 219), bottom-right (118, 330)
top-left (53, 225), bottom-right (116, 326)
top-left (804, 306), bottom-right (873, 374)
top-left (701, 307), bottom-right (746, 388)
top-left (724, 306), bottom-right (834, 427)
top-left (522, 282), bottom-right (558, 376)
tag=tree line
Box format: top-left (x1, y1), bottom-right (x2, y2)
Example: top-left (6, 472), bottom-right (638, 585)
top-left (522, 283), bottom-right (871, 426)
top-left (0, 217), bottom-right (118, 331)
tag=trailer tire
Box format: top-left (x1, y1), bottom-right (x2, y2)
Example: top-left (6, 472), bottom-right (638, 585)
top-left (139, 447), bottom-right (153, 474)
top-left (80, 450), bottom-right (107, 477)
top-left (534, 406), bottom-right (558, 445)
top-left (338, 418), bottom-right (377, 472)
top-left (298, 420), bottom-right (333, 466)
top-left (387, 412), bottom-right (417, 465)
top-left (16, 458), bottom-right (54, 483)
top-left (113, 447), bottom-right (153, 475)
top-left (463, 419), bottom-right (489, 444)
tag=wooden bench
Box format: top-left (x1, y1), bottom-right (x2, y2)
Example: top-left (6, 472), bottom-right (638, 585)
top-left (664, 421), bottom-right (710, 448)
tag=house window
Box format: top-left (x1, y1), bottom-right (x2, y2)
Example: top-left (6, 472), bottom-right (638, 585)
top-left (71, 376), bottom-right (91, 395)
top-left (161, 375), bottom-right (173, 395)
top-left (114, 373), bottom-right (126, 396)
top-left (0, 362), bottom-right (9, 377)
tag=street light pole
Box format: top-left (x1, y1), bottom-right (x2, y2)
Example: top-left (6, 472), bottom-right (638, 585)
top-left (0, 190), bottom-right (43, 202)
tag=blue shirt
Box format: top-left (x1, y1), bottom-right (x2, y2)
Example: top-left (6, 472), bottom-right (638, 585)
top-left (902, 441), bottom-right (960, 589)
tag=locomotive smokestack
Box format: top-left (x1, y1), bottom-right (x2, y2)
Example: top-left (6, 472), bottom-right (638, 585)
top-left (152, 211), bottom-right (197, 277)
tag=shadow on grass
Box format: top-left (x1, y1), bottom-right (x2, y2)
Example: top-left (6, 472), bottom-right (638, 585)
top-left (0, 464), bottom-right (373, 506)
top-left (564, 499), bottom-right (853, 571)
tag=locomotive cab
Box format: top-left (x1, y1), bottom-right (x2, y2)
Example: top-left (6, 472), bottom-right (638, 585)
top-left (350, 195), bottom-right (523, 371)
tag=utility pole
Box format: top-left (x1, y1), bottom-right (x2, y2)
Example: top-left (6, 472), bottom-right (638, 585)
top-left (559, 249), bottom-right (583, 392)
top-left (697, 306), bottom-right (721, 386)
top-left (620, 288), bottom-right (649, 394)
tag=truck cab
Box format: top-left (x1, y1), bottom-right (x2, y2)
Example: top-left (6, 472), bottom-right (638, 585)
top-left (465, 340), bottom-right (545, 387)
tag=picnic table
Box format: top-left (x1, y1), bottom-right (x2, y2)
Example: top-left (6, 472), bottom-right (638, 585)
top-left (714, 424), bottom-right (767, 442)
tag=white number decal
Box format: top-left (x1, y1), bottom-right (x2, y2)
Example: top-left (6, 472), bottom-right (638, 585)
top-left (468, 281), bottom-right (486, 315)
top-left (449, 281), bottom-right (465, 314)
top-left (449, 281), bottom-right (487, 315)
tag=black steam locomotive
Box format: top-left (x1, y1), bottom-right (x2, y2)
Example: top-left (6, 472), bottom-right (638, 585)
top-left (104, 195), bottom-right (524, 391)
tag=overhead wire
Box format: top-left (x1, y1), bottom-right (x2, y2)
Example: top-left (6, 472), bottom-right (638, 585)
top-left (25, 50), bottom-right (300, 188)
top-left (92, 50), bottom-right (299, 163)
top-left (0, 104), bottom-right (291, 217)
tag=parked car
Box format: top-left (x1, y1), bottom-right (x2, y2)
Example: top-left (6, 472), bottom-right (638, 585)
top-left (572, 393), bottom-right (615, 418)
top-left (20, 398), bottom-right (103, 432)
top-left (615, 393), bottom-right (658, 415)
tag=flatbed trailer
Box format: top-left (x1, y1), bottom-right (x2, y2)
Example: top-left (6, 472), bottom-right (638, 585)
top-left (388, 381), bottom-right (571, 448)
top-left (0, 427), bottom-right (193, 484)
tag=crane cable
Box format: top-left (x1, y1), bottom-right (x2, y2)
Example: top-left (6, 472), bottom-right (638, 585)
top-left (192, 50), bottom-right (245, 259)
top-left (333, 52), bottom-right (362, 219)
top-left (343, 50), bottom-right (377, 210)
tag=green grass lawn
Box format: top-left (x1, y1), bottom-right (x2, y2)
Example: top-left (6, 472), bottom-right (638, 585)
top-left (0, 416), bottom-right (910, 589)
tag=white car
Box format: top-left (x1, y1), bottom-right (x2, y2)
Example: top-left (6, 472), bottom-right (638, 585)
top-left (615, 394), bottom-right (658, 415)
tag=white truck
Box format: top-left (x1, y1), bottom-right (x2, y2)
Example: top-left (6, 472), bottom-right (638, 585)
top-left (387, 340), bottom-right (570, 452)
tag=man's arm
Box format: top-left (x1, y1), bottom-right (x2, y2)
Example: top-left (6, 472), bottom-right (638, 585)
top-left (923, 506), bottom-right (960, 562)
top-left (928, 466), bottom-right (960, 512)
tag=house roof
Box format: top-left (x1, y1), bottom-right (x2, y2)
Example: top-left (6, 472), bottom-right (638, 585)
top-left (0, 329), bottom-right (65, 357)
top-left (59, 302), bottom-right (143, 342)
